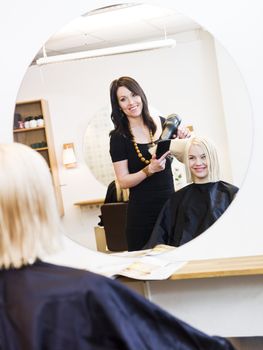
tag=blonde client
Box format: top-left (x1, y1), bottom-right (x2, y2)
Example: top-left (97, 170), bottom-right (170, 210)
top-left (145, 136), bottom-right (239, 248)
top-left (0, 143), bottom-right (235, 349)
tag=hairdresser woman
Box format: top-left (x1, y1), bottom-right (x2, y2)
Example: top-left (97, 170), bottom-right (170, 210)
top-left (109, 76), bottom-right (190, 251)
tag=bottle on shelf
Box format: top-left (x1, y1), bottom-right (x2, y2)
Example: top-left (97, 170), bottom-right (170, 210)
top-left (37, 115), bottom-right (44, 127)
top-left (29, 116), bottom-right (37, 128)
top-left (24, 117), bottom-right (30, 129)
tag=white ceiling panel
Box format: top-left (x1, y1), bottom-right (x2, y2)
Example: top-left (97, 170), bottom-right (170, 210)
top-left (45, 34), bottom-right (103, 52)
top-left (89, 22), bottom-right (162, 43)
top-left (33, 3), bottom-right (201, 64)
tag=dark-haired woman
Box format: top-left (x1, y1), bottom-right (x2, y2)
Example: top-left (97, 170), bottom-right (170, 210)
top-left (109, 76), bottom-right (190, 251)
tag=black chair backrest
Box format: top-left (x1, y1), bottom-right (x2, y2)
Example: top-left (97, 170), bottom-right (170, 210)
top-left (100, 202), bottom-right (128, 252)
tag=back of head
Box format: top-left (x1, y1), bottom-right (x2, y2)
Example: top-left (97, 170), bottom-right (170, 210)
top-left (183, 136), bottom-right (220, 183)
top-left (0, 143), bottom-right (61, 269)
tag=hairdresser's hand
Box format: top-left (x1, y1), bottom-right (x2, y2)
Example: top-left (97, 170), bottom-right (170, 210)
top-left (149, 151), bottom-right (170, 173)
top-left (176, 125), bottom-right (191, 139)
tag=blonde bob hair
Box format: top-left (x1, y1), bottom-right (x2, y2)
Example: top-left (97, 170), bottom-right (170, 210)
top-left (0, 143), bottom-right (61, 269)
top-left (183, 136), bottom-right (220, 183)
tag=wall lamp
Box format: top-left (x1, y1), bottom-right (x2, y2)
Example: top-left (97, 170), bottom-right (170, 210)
top-left (36, 38), bottom-right (176, 65)
top-left (62, 143), bottom-right (77, 168)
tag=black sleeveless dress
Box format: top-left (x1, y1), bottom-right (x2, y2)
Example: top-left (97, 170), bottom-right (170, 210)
top-left (110, 117), bottom-right (174, 251)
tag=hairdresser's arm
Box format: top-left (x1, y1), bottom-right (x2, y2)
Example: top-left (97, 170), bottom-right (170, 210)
top-left (113, 151), bottom-right (170, 189)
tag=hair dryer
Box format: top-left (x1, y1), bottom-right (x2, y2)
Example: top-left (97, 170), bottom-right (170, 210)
top-left (160, 114), bottom-right (181, 140)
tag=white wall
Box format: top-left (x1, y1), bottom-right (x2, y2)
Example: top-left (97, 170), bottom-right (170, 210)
top-left (16, 29), bottom-right (249, 249)
top-left (214, 39), bottom-right (253, 186)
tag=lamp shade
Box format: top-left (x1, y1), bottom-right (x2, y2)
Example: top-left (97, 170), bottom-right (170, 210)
top-left (62, 143), bottom-right (77, 168)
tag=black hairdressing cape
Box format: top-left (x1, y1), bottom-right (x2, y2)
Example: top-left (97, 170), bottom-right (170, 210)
top-left (0, 260), bottom-right (235, 350)
top-left (145, 181), bottom-right (239, 248)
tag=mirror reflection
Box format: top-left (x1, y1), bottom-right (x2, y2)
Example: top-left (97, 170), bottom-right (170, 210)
top-left (15, 3), bottom-right (252, 252)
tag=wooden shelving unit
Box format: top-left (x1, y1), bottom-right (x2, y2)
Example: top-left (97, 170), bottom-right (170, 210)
top-left (13, 99), bottom-right (64, 216)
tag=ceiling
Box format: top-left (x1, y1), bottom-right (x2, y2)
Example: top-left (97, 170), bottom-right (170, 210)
top-left (33, 3), bottom-right (201, 64)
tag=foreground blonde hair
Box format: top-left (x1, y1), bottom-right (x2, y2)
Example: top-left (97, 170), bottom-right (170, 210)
top-left (183, 136), bottom-right (220, 183)
top-left (0, 143), bottom-right (61, 269)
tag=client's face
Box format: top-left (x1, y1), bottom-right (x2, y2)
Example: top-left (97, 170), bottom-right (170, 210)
top-left (188, 144), bottom-right (209, 183)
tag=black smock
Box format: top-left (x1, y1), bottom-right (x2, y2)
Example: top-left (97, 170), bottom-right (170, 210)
top-left (110, 117), bottom-right (174, 251)
top-left (0, 260), bottom-right (235, 350)
top-left (145, 181), bottom-right (239, 248)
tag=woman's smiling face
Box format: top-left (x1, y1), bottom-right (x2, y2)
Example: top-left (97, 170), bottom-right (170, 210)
top-left (188, 144), bottom-right (209, 183)
top-left (117, 86), bottom-right (143, 119)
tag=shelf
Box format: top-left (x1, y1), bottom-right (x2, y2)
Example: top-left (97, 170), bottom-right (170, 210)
top-left (14, 99), bottom-right (64, 216)
top-left (34, 147), bottom-right (48, 151)
top-left (13, 126), bottom-right (45, 133)
top-left (74, 198), bottom-right (105, 206)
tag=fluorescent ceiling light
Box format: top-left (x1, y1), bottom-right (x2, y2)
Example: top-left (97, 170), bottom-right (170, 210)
top-left (36, 39), bottom-right (176, 65)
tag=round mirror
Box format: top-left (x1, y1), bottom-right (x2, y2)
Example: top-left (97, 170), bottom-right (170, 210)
top-left (15, 2), bottom-right (252, 251)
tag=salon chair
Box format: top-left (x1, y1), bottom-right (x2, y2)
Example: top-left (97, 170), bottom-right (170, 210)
top-left (97, 202), bottom-right (128, 252)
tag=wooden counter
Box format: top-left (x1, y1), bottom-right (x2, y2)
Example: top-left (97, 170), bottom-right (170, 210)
top-left (169, 255), bottom-right (263, 280)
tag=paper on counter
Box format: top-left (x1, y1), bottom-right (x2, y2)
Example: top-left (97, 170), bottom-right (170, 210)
top-left (44, 237), bottom-right (187, 281)
top-left (114, 257), bottom-right (186, 280)
top-left (96, 245), bottom-right (187, 280)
